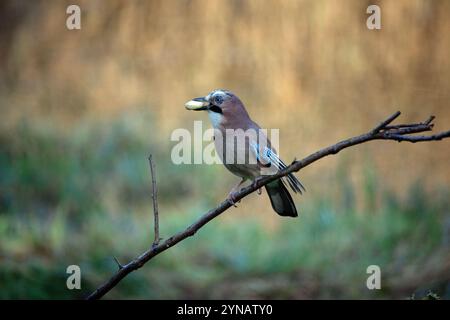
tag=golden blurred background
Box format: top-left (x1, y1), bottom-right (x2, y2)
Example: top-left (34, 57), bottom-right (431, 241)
top-left (0, 0), bottom-right (449, 299)
top-left (2, 0), bottom-right (450, 196)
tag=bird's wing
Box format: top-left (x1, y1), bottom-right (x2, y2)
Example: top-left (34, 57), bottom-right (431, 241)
top-left (250, 141), bottom-right (306, 194)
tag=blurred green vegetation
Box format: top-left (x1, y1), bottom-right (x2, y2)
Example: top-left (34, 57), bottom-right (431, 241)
top-left (0, 114), bottom-right (448, 299)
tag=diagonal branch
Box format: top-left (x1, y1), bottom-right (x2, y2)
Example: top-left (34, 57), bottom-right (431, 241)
top-left (86, 111), bottom-right (450, 300)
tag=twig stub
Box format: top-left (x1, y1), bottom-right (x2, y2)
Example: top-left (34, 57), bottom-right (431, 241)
top-left (113, 256), bottom-right (124, 270)
top-left (148, 155), bottom-right (160, 247)
top-left (371, 111), bottom-right (401, 134)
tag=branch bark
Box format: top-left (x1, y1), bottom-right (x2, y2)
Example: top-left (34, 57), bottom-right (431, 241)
top-left (86, 111), bottom-right (450, 300)
top-left (148, 155), bottom-right (160, 247)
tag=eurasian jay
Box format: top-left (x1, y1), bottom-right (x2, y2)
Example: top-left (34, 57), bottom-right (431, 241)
top-left (185, 89), bottom-right (305, 217)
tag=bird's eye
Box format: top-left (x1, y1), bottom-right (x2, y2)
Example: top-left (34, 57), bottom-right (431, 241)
top-left (214, 95), bottom-right (224, 105)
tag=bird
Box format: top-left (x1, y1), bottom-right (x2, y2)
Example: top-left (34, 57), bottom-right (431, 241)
top-left (185, 89), bottom-right (305, 217)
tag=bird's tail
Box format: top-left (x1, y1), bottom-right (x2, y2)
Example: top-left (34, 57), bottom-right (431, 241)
top-left (265, 179), bottom-right (298, 217)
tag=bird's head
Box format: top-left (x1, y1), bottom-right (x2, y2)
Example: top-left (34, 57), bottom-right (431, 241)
top-left (184, 89), bottom-right (248, 120)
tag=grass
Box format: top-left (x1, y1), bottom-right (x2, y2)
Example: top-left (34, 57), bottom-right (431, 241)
top-left (0, 114), bottom-right (448, 299)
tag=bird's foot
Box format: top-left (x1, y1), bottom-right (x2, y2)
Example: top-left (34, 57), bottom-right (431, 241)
top-left (227, 191), bottom-right (241, 207)
top-left (251, 177), bottom-right (264, 190)
top-left (257, 188), bottom-right (262, 195)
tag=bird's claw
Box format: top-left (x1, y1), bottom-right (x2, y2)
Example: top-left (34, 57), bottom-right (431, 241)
top-left (227, 192), bottom-right (240, 207)
top-left (252, 177), bottom-right (263, 189)
top-left (257, 188), bottom-right (262, 195)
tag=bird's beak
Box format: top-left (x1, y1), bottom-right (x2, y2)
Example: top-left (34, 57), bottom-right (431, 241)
top-left (185, 96), bottom-right (210, 111)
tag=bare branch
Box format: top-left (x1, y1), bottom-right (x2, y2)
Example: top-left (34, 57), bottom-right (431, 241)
top-left (371, 111), bottom-right (401, 134)
top-left (384, 131), bottom-right (450, 142)
top-left (86, 112), bottom-right (450, 300)
top-left (148, 155), bottom-right (160, 248)
top-left (384, 115), bottom-right (436, 130)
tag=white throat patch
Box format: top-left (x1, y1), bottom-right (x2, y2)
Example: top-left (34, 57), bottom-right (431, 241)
top-left (207, 110), bottom-right (224, 128)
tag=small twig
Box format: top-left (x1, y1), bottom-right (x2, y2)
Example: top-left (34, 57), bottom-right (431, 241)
top-left (385, 131), bottom-right (450, 142)
top-left (113, 256), bottom-right (124, 270)
top-left (371, 111), bottom-right (401, 134)
top-left (148, 155), bottom-right (160, 248)
top-left (384, 123), bottom-right (423, 130)
top-left (86, 111), bottom-right (450, 300)
top-left (384, 115), bottom-right (435, 131)
top-left (424, 115), bottom-right (435, 125)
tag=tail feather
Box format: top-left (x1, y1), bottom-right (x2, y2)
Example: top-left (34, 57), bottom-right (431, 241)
top-left (264, 179), bottom-right (298, 217)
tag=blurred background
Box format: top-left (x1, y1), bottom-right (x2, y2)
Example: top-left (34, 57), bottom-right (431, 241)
top-left (0, 0), bottom-right (449, 299)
